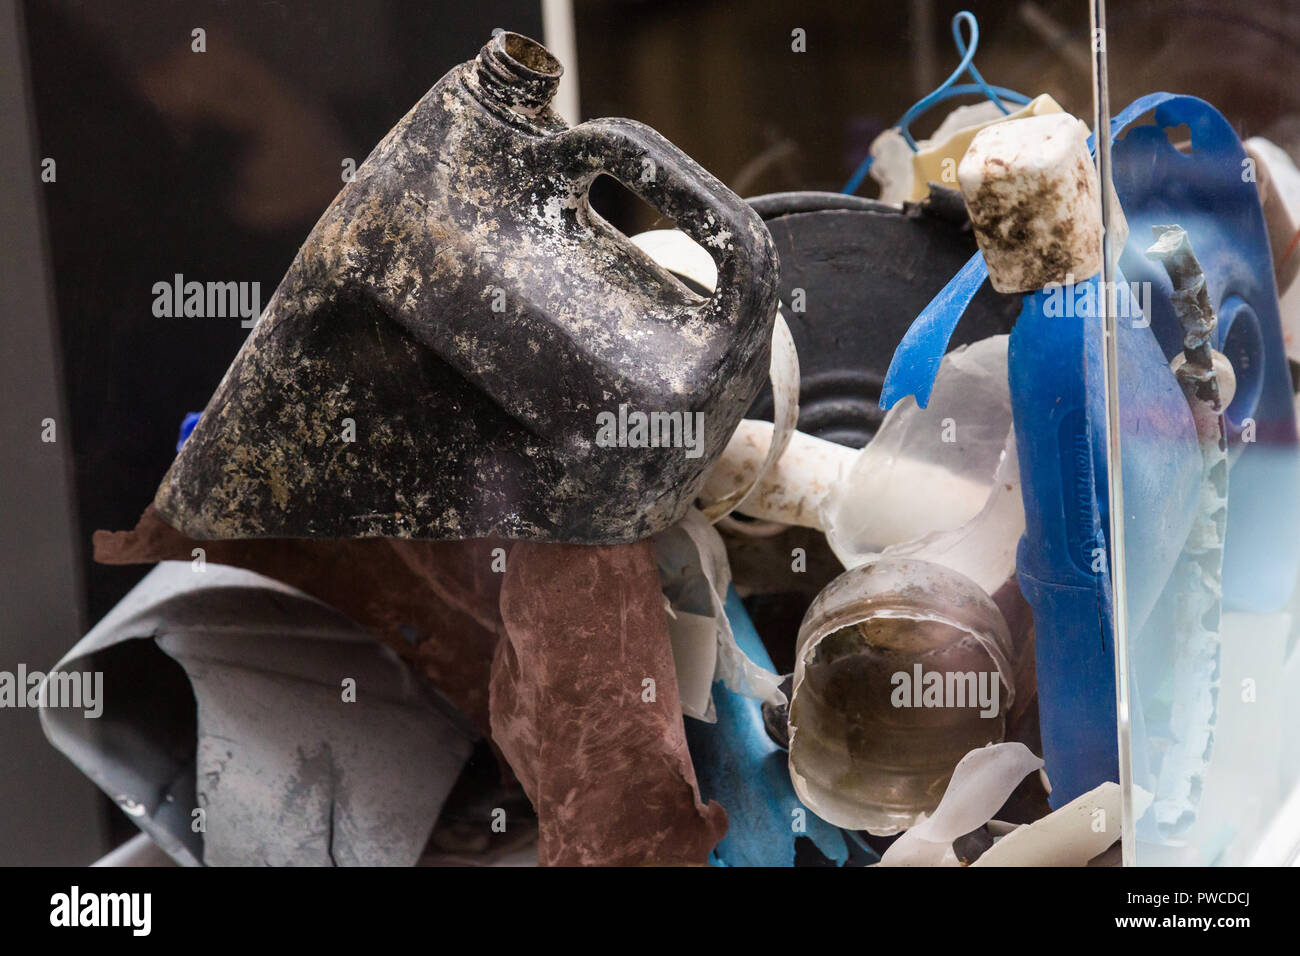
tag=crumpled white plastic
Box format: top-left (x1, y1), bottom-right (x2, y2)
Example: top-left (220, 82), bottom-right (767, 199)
top-left (653, 508), bottom-right (785, 721)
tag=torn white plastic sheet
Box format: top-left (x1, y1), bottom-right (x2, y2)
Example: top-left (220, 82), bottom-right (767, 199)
top-left (878, 742), bottom-right (1043, 866)
top-left (653, 508), bottom-right (784, 721)
top-left (974, 782), bottom-right (1153, 866)
top-left (40, 561), bottom-right (475, 866)
top-left (870, 431), bottom-right (1023, 598)
top-left (868, 127), bottom-right (916, 206)
top-left (631, 228), bottom-right (801, 527)
top-left (824, 336), bottom-right (1021, 592)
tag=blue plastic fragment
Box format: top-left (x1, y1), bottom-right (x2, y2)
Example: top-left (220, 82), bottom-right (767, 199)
top-left (1011, 272), bottom-right (1203, 808)
top-left (1009, 284), bottom-right (1114, 809)
top-left (684, 588), bottom-right (853, 867)
top-left (880, 250), bottom-right (989, 410)
top-left (176, 411), bottom-right (202, 453)
top-left (1020, 93), bottom-right (1300, 808)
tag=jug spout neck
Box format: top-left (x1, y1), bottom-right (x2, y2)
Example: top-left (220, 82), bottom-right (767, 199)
top-left (474, 32), bottom-right (563, 118)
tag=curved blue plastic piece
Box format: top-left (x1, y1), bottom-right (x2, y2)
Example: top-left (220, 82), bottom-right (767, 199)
top-left (686, 589), bottom-right (852, 867)
top-left (879, 250), bottom-right (989, 409)
top-left (1010, 284), bottom-right (1116, 807)
top-left (1013, 275), bottom-right (1202, 808)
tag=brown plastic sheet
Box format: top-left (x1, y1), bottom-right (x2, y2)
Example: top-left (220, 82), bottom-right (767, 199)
top-left (493, 540), bottom-right (727, 865)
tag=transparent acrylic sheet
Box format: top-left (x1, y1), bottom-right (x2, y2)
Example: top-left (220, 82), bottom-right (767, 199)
top-left (1094, 0), bottom-right (1300, 865)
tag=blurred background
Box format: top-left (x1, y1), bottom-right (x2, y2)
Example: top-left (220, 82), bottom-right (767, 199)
top-left (4, 0), bottom-right (1300, 864)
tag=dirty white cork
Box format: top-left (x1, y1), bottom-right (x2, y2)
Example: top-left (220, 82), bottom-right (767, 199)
top-left (958, 113), bottom-right (1103, 294)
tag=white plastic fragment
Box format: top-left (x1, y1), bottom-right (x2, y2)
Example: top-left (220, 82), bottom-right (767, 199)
top-left (877, 742), bottom-right (1044, 867)
top-left (697, 420), bottom-right (856, 530)
top-left (867, 127), bottom-right (917, 205)
top-left (972, 781), bottom-right (1153, 866)
top-left (653, 508), bottom-right (784, 720)
top-left (958, 112), bottom-right (1103, 293)
top-left (662, 607), bottom-right (721, 721)
top-left (909, 93), bottom-right (1065, 203)
top-left (823, 335), bottom-right (1016, 573)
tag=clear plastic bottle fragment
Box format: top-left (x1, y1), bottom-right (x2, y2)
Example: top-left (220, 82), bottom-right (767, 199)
top-left (788, 557), bottom-right (1015, 834)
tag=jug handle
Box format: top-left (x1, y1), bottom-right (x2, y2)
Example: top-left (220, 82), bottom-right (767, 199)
top-left (544, 117), bottom-right (775, 326)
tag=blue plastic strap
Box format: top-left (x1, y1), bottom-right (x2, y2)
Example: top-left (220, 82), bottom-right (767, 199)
top-left (880, 250), bottom-right (989, 409)
top-left (898, 12), bottom-right (1009, 150)
top-left (843, 11), bottom-right (1031, 194)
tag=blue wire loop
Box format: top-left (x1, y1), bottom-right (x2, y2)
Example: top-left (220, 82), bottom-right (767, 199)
top-left (843, 11), bottom-right (1031, 194)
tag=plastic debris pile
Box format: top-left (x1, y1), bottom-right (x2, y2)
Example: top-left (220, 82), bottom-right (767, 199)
top-left (41, 17), bottom-right (1300, 868)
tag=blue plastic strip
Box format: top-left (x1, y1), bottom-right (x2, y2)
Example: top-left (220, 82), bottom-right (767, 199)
top-left (898, 12), bottom-right (1006, 150)
top-left (842, 11), bottom-right (1031, 194)
top-left (879, 250), bottom-right (989, 409)
top-left (841, 154), bottom-right (875, 197)
top-left (683, 588), bottom-right (854, 867)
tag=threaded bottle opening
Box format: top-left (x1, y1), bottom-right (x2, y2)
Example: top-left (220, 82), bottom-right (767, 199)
top-left (475, 32), bottom-right (562, 114)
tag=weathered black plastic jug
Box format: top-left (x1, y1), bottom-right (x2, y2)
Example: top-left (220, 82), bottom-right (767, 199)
top-left (155, 31), bottom-right (778, 544)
